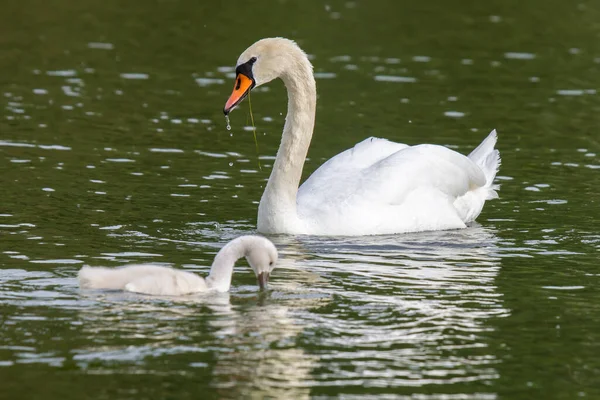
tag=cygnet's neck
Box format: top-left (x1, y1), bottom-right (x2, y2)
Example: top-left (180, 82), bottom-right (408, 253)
top-left (205, 238), bottom-right (248, 292)
top-left (258, 49), bottom-right (316, 233)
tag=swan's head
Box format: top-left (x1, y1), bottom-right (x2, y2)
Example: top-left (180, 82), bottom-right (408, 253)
top-left (243, 235), bottom-right (278, 290)
top-left (223, 37), bottom-right (307, 115)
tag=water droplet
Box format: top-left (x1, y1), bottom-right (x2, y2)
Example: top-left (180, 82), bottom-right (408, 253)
top-left (225, 115), bottom-right (231, 131)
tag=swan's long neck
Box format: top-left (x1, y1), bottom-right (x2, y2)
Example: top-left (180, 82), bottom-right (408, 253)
top-left (205, 239), bottom-right (247, 292)
top-left (258, 52), bottom-right (316, 233)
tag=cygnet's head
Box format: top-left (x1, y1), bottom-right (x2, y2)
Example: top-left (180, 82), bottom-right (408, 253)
top-left (243, 235), bottom-right (278, 290)
top-left (223, 37), bottom-right (307, 115)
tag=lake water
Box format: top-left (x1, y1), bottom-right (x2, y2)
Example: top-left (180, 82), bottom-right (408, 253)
top-left (1, 0), bottom-right (600, 399)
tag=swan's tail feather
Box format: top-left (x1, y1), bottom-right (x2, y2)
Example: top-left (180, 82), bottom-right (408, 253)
top-left (468, 129), bottom-right (501, 199)
top-left (454, 130), bottom-right (501, 223)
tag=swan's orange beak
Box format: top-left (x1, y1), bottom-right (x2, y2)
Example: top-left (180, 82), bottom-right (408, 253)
top-left (224, 73), bottom-right (254, 115)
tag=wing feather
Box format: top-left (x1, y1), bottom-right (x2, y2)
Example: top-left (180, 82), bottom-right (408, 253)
top-left (298, 138), bottom-right (485, 214)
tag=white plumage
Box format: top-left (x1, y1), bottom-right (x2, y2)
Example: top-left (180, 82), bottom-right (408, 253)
top-left (297, 131), bottom-right (500, 235)
top-left (225, 38), bottom-right (501, 236)
top-left (78, 235), bottom-right (278, 295)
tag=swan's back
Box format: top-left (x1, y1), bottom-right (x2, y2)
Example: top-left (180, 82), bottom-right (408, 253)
top-left (78, 265), bottom-right (207, 295)
top-left (297, 130), bottom-right (500, 235)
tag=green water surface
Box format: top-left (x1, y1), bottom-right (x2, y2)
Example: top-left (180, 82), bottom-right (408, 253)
top-left (1, 0), bottom-right (600, 399)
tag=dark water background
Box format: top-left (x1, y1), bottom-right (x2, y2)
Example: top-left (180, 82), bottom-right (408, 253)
top-left (1, 0), bottom-right (600, 398)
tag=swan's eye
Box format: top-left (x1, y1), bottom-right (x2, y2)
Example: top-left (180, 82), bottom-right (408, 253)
top-left (269, 261), bottom-right (274, 266)
top-left (249, 56), bottom-right (257, 64)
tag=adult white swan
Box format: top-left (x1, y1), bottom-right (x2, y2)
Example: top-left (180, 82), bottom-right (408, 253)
top-left (224, 38), bottom-right (500, 236)
top-left (78, 235), bottom-right (278, 295)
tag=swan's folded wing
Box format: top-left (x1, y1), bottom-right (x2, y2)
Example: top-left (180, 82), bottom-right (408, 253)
top-left (306, 137), bottom-right (408, 178)
top-left (299, 137), bottom-right (407, 196)
top-left (368, 144), bottom-right (487, 204)
top-left (298, 142), bottom-right (486, 212)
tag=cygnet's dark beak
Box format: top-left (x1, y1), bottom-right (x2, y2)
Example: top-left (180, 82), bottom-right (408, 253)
top-left (257, 272), bottom-right (270, 290)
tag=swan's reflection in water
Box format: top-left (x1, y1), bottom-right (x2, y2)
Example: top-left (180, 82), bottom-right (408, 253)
top-left (267, 225), bottom-right (507, 393)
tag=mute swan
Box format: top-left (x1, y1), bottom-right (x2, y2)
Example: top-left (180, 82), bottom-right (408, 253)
top-left (224, 37), bottom-right (500, 236)
top-left (78, 235), bottom-right (278, 295)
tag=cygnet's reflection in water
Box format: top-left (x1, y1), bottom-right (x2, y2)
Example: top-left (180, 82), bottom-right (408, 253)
top-left (75, 287), bottom-right (321, 399)
top-left (208, 293), bottom-right (320, 399)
